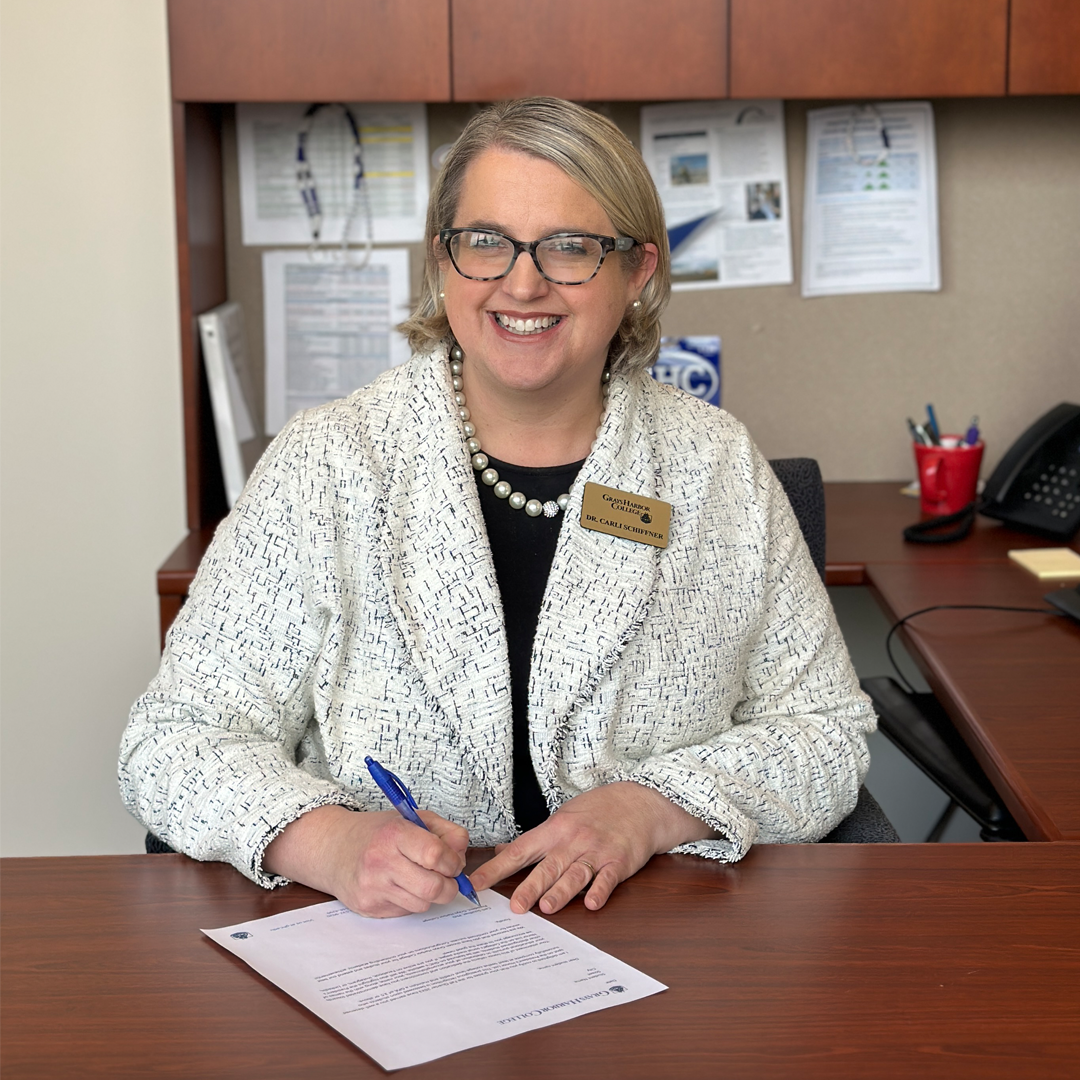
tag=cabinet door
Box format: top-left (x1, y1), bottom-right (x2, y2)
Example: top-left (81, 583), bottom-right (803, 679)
top-left (1009, 0), bottom-right (1080, 94)
top-left (730, 0), bottom-right (1008, 99)
top-left (168, 0), bottom-right (451, 102)
top-left (451, 0), bottom-right (727, 101)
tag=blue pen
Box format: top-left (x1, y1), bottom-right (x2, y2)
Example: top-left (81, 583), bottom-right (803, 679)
top-left (364, 756), bottom-right (481, 907)
top-left (925, 404), bottom-right (941, 443)
top-left (964, 415), bottom-right (980, 445)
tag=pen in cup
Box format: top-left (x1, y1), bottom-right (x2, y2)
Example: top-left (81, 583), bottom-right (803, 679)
top-left (908, 418), bottom-right (934, 446)
top-left (364, 755), bottom-right (481, 907)
top-left (925, 404), bottom-right (941, 443)
top-left (907, 417), bottom-right (928, 445)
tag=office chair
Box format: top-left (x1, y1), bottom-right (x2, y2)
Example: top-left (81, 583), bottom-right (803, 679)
top-left (767, 458), bottom-right (899, 844)
top-left (145, 458), bottom-right (896, 854)
top-left (859, 676), bottom-right (1025, 842)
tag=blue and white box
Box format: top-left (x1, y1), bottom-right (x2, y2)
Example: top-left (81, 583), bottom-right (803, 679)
top-left (650, 336), bottom-right (722, 407)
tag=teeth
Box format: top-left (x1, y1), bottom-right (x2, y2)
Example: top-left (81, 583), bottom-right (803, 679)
top-left (496, 313), bottom-right (561, 335)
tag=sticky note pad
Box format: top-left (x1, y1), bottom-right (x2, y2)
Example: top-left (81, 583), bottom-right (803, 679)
top-left (1008, 547), bottom-right (1080, 580)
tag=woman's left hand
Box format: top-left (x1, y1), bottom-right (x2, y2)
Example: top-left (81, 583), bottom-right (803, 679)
top-left (469, 782), bottom-right (717, 915)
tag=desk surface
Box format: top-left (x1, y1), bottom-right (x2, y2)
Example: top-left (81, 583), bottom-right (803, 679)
top-left (3, 847), bottom-right (1079, 1080)
top-left (823, 482), bottom-right (1080, 581)
top-left (822, 483), bottom-right (1080, 842)
top-left (866, 561), bottom-right (1080, 840)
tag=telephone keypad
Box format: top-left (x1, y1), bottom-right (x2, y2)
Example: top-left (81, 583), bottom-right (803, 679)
top-left (1016, 452), bottom-right (1080, 528)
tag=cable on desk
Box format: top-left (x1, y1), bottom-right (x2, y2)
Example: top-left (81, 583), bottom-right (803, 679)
top-left (884, 604), bottom-right (1065, 694)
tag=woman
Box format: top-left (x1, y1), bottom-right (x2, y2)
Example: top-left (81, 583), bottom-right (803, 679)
top-left (120, 98), bottom-right (874, 919)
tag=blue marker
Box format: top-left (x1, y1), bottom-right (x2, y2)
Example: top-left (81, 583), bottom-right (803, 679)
top-left (964, 416), bottom-right (980, 445)
top-left (364, 756), bottom-right (480, 907)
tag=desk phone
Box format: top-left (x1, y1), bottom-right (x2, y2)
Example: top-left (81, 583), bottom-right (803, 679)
top-left (981, 402), bottom-right (1080, 540)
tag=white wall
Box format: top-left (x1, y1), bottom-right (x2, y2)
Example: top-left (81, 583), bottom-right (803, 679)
top-left (1, 0), bottom-right (185, 855)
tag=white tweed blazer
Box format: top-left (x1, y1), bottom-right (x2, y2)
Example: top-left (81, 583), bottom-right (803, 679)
top-left (120, 347), bottom-right (874, 887)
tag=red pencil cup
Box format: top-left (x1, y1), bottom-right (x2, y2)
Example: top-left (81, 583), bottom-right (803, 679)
top-left (914, 438), bottom-right (984, 516)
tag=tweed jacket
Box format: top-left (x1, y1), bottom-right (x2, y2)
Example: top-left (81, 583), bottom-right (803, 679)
top-left (120, 347), bottom-right (875, 887)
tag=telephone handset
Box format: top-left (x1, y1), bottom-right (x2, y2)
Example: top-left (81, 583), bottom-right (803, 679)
top-left (905, 402), bottom-right (1080, 543)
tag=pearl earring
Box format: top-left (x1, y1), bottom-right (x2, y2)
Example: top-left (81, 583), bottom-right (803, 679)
top-left (632, 299), bottom-right (641, 309)
top-left (439, 291), bottom-right (445, 299)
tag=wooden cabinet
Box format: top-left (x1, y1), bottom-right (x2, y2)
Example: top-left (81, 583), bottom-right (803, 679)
top-left (730, 0), bottom-right (1008, 99)
top-left (171, 101), bottom-right (228, 529)
top-left (451, 0), bottom-right (727, 102)
top-left (168, 0), bottom-right (451, 102)
top-left (1009, 0), bottom-right (1080, 94)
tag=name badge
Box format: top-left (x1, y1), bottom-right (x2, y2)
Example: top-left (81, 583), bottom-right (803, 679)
top-left (579, 482), bottom-right (671, 548)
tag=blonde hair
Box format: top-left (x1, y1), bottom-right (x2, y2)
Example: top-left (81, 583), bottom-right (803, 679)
top-left (399, 97), bottom-right (670, 375)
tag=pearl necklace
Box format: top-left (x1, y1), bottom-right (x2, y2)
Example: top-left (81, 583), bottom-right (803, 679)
top-left (449, 343), bottom-right (610, 519)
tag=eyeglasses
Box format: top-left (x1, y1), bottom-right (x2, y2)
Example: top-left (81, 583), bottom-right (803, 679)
top-left (439, 228), bottom-right (639, 285)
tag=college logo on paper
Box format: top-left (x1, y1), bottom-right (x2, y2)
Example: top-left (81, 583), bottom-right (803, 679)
top-left (650, 336), bottom-right (721, 407)
top-left (230, 931), bottom-right (252, 939)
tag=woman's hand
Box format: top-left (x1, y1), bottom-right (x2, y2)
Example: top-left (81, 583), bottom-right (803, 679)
top-left (263, 804), bottom-right (470, 918)
top-left (469, 782), bottom-right (717, 915)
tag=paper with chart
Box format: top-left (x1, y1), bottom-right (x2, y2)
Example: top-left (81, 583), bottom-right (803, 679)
top-left (641, 100), bottom-right (792, 290)
top-left (262, 248), bottom-right (411, 433)
top-left (203, 890), bottom-right (665, 1071)
top-left (802, 102), bottom-right (940, 296)
top-left (237, 102), bottom-right (429, 246)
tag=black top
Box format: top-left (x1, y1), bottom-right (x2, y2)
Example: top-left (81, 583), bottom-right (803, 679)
top-left (474, 455), bottom-right (586, 832)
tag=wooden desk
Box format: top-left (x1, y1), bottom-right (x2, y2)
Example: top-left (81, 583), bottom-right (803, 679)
top-left (822, 482), bottom-right (1079, 584)
top-left (823, 483), bottom-right (1080, 843)
top-left (3, 847), bottom-right (1079, 1079)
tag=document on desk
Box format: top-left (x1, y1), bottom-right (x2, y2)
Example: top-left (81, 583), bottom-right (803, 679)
top-left (640, 100), bottom-right (792, 291)
top-left (204, 891), bottom-right (665, 1070)
top-left (802, 102), bottom-right (940, 297)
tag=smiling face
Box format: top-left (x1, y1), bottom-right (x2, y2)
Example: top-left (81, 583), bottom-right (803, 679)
top-left (439, 148), bottom-right (657, 405)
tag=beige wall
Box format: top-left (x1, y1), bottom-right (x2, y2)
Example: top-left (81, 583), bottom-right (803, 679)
top-left (662, 97), bottom-right (1080, 480)
top-left (1, 0), bottom-right (184, 855)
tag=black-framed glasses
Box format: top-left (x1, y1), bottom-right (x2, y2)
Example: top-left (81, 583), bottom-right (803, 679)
top-left (439, 228), bottom-right (638, 285)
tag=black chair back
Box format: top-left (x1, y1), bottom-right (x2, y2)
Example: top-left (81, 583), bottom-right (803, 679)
top-left (768, 457), bottom-right (826, 582)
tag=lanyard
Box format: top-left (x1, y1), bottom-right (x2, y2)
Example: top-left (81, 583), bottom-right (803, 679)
top-left (296, 103), bottom-right (373, 265)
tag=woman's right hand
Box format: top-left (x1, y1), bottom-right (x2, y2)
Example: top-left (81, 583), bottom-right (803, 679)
top-left (263, 804), bottom-right (470, 918)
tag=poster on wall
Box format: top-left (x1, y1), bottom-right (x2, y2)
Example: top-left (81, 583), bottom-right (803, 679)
top-left (262, 248), bottom-right (411, 434)
top-left (237, 102), bottom-right (429, 246)
top-left (802, 101), bottom-right (940, 297)
top-left (640, 100), bottom-right (792, 291)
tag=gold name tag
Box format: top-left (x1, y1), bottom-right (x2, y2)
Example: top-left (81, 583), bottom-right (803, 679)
top-left (579, 482), bottom-right (671, 548)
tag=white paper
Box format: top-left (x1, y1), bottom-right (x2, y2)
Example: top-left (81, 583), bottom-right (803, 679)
top-left (198, 302), bottom-right (259, 507)
top-left (262, 248), bottom-right (411, 434)
top-left (802, 102), bottom-right (940, 297)
top-left (238, 103), bottom-right (429, 246)
top-left (203, 891), bottom-right (665, 1071)
top-left (641, 100), bottom-right (793, 290)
